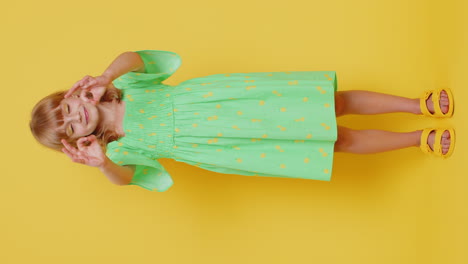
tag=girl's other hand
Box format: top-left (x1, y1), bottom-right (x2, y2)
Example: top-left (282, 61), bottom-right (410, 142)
top-left (64, 75), bottom-right (112, 104)
top-left (61, 135), bottom-right (107, 168)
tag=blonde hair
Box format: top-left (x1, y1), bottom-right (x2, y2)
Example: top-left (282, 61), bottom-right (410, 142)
top-left (30, 86), bottom-right (122, 152)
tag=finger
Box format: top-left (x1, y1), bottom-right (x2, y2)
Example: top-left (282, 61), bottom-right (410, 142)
top-left (73, 77), bottom-right (88, 90)
top-left (80, 76), bottom-right (92, 87)
top-left (92, 91), bottom-right (103, 103)
top-left (84, 79), bottom-right (97, 88)
top-left (87, 86), bottom-right (106, 105)
top-left (81, 135), bottom-right (94, 145)
top-left (76, 137), bottom-right (89, 149)
top-left (62, 147), bottom-right (75, 159)
top-left (61, 139), bottom-right (78, 154)
top-left (61, 139), bottom-right (73, 150)
top-left (65, 85), bottom-right (81, 98)
top-left (88, 135), bottom-right (101, 147)
top-left (72, 157), bottom-right (86, 164)
top-left (82, 77), bottom-right (96, 89)
top-left (80, 90), bottom-right (91, 102)
top-left (66, 76), bottom-right (91, 98)
top-left (79, 136), bottom-right (95, 148)
top-left (66, 81), bottom-right (83, 96)
top-left (63, 148), bottom-right (80, 162)
top-left (85, 135), bottom-right (98, 147)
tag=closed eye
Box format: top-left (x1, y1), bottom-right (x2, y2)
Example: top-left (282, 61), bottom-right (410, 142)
top-left (66, 124), bottom-right (74, 137)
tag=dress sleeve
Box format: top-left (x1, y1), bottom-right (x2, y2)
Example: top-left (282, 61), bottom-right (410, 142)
top-left (105, 142), bottom-right (174, 192)
top-left (112, 50), bottom-right (182, 89)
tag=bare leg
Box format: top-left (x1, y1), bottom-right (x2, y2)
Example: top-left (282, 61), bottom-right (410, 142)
top-left (335, 126), bottom-right (452, 154)
top-left (335, 90), bottom-right (450, 117)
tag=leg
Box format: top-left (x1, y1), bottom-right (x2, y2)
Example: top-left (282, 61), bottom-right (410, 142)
top-left (334, 126), bottom-right (452, 154)
top-left (334, 90), bottom-right (450, 117)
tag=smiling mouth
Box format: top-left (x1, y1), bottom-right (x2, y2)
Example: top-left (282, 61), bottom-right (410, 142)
top-left (84, 107), bottom-right (89, 124)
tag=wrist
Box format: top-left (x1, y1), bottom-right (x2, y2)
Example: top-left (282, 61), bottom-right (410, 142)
top-left (98, 156), bottom-right (112, 171)
top-left (101, 71), bottom-right (116, 82)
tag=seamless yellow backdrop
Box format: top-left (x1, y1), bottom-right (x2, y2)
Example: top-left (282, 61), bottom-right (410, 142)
top-left (1, 0), bottom-right (467, 263)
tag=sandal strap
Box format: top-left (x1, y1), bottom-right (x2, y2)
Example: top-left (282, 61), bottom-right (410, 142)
top-left (420, 88), bottom-right (454, 118)
top-left (419, 128), bottom-right (434, 154)
top-left (433, 129), bottom-right (444, 155)
top-left (436, 128), bottom-right (455, 158)
top-left (445, 88), bottom-right (454, 117)
top-left (420, 128), bottom-right (455, 158)
top-left (420, 91), bottom-right (434, 117)
top-left (444, 128), bottom-right (455, 158)
top-left (432, 89), bottom-right (445, 117)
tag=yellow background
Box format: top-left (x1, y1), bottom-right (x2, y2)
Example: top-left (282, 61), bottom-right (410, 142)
top-left (1, 0), bottom-right (467, 263)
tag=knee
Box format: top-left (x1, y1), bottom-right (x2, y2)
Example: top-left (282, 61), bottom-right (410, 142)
top-left (335, 92), bottom-right (346, 117)
top-left (335, 126), bottom-right (354, 152)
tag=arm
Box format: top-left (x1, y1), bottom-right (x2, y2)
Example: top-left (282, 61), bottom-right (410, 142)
top-left (61, 135), bottom-right (134, 186)
top-left (65, 51), bottom-right (145, 101)
top-left (99, 158), bottom-right (135, 186)
top-left (101, 51), bottom-right (146, 82)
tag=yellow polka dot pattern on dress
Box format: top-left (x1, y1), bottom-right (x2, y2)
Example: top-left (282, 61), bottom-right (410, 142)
top-left (107, 49), bottom-right (337, 192)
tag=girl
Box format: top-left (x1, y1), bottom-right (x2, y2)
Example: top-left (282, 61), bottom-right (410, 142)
top-left (30, 50), bottom-right (455, 192)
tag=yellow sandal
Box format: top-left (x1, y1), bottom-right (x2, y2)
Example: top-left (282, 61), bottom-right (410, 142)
top-left (419, 88), bottom-right (454, 117)
top-left (420, 128), bottom-right (455, 158)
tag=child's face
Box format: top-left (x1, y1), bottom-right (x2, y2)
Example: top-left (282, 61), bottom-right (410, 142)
top-left (59, 96), bottom-right (99, 140)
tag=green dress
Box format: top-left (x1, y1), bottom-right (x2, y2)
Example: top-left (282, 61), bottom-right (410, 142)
top-left (106, 50), bottom-right (338, 192)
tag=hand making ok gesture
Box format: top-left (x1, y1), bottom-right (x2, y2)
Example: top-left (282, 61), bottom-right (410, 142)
top-left (64, 75), bottom-right (112, 104)
top-left (61, 135), bottom-right (107, 168)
